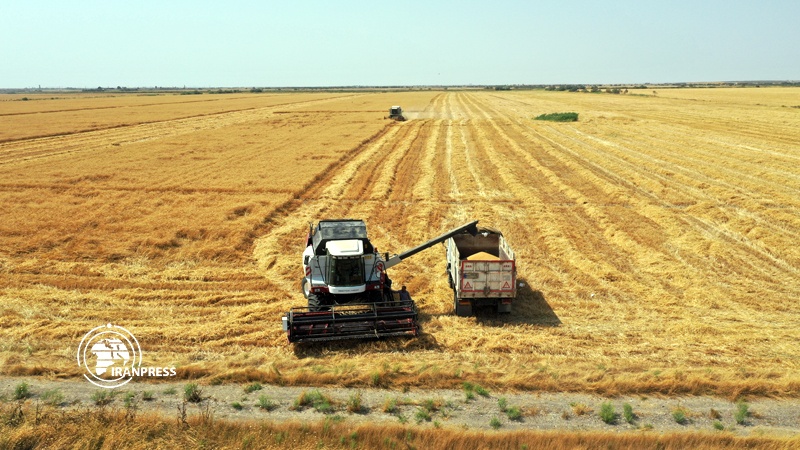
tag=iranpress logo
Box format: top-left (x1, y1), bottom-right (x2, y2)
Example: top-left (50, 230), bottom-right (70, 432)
top-left (77, 323), bottom-right (175, 388)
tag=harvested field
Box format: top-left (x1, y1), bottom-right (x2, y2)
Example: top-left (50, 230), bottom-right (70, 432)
top-left (2, 88), bottom-right (800, 404)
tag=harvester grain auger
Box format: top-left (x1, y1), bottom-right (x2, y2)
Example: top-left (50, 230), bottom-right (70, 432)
top-left (281, 219), bottom-right (479, 343)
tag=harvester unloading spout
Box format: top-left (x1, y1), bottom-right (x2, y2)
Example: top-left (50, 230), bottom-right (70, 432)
top-left (281, 220), bottom-right (479, 343)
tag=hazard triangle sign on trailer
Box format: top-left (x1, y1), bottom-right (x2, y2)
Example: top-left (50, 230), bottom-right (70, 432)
top-left (502, 281), bottom-right (511, 290)
top-left (464, 281), bottom-right (472, 290)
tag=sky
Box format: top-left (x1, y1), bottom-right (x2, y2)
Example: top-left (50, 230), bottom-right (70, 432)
top-left (1, 0), bottom-right (798, 88)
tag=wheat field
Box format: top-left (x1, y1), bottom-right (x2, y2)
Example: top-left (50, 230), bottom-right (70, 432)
top-left (1, 88), bottom-right (799, 398)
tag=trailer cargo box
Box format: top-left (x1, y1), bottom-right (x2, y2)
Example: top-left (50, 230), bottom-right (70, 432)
top-left (445, 227), bottom-right (516, 317)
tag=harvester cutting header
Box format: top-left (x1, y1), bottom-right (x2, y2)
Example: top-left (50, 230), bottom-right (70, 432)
top-left (282, 219), bottom-right (479, 343)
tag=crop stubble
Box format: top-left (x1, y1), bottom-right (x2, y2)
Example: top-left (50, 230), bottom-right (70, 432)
top-left (1, 89), bottom-right (799, 398)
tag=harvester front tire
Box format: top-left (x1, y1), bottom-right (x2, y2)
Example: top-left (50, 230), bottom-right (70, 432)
top-left (301, 278), bottom-right (310, 299)
top-left (307, 293), bottom-right (321, 311)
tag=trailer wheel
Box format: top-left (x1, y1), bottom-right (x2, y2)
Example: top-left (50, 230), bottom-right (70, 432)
top-left (454, 291), bottom-right (472, 317)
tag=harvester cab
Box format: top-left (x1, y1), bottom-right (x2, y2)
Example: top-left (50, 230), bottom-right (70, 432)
top-left (283, 219), bottom-right (479, 343)
top-left (301, 220), bottom-right (377, 300)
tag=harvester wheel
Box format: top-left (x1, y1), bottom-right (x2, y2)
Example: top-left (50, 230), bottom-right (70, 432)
top-left (307, 293), bottom-right (321, 311)
top-left (301, 277), bottom-right (310, 299)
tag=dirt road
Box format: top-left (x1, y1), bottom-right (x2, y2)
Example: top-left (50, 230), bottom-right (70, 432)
top-left (2, 376), bottom-right (798, 437)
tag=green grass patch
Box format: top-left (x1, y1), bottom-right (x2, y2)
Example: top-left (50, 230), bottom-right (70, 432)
top-left (244, 382), bottom-right (262, 394)
top-left (623, 403), bottom-right (635, 424)
top-left (41, 389), bottom-right (64, 406)
top-left (534, 112), bottom-right (579, 122)
top-left (490, 416), bottom-right (502, 429)
top-left (672, 407), bottom-right (688, 425)
top-left (506, 406), bottom-right (523, 421)
top-left (474, 385), bottom-right (490, 397)
top-left (369, 371), bottom-right (385, 387)
top-left (420, 398), bottom-right (442, 413)
top-left (123, 392), bottom-right (137, 408)
top-left (346, 392), bottom-right (365, 414)
top-left (292, 389), bottom-right (334, 414)
top-left (13, 382), bottom-right (31, 400)
top-left (735, 401), bottom-right (750, 425)
top-left (599, 402), bottom-right (617, 425)
top-left (415, 408), bottom-right (432, 423)
top-left (498, 397), bottom-right (508, 412)
top-left (382, 397), bottom-right (398, 414)
top-left (183, 383), bottom-right (203, 403)
top-left (257, 394), bottom-right (277, 411)
top-left (91, 390), bottom-right (114, 406)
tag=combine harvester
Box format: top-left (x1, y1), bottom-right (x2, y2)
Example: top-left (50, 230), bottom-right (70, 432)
top-left (387, 105), bottom-right (406, 121)
top-left (282, 219), bottom-right (479, 343)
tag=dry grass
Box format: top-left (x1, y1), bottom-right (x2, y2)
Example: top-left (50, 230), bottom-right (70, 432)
top-left (0, 92), bottom-right (349, 142)
top-left (2, 89), bottom-right (800, 399)
top-left (0, 401), bottom-right (796, 450)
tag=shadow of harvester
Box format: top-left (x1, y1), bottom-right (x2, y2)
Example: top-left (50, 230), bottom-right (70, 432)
top-left (290, 278), bottom-right (558, 357)
top-left (473, 278), bottom-right (561, 327)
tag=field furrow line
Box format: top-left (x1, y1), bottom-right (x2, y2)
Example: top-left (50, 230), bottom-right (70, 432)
top-left (430, 120), bottom-right (455, 201)
top-left (443, 119), bottom-right (462, 200)
top-left (411, 120), bottom-right (442, 202)
top-left (467, 94), bottom-right (651, 275)
top-left (325, 125), bottom-right (415, 202)
top-left (504, 126), bottom-right (800, 306)
top-left (633, 110), bottom-right (800, 148)
top-left (377, 120), bottom-right (428, 201)
top-left (478, 93), bottom-right (797, 277)
top-left (540, 125), bottom-right (796, 282)
top-left (533, 124), bottom-right (800, 277)
top-left (597, 122), bottom-right (800, 196)
top-left (456, 93), bottom-right (619, 292)
top-left (0, 94), bottom-right (366, 165)
top-left (251, 125), bottom-right (404, 294)
top-left (0, 94), bottom-right (290, 119)
top-left (451, 94), bottom-right (490, 197)
top-left (564, 126), bottom-right (800, 265)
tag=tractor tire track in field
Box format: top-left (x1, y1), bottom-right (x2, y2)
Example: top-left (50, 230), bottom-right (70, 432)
top-left (0, 94), bottom-right (363, 165)
top-left (544, 125), bottom-right (800, 279)
top-left (250, 121), bottom-right (429, 296)
top-left (457, 93), bottom-right (634, 290)
top-left (514, 103), bottom-right (800, 286)
top-left (251, 93), bottom-right (465, 321)
top-left (469, 92), bottom-right (800, 313)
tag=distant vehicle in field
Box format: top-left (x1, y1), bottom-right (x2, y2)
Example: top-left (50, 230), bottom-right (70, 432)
top-left (387, 106), bottom-right (406, 121)
top-left (445, 227), bottom-right (517, 316)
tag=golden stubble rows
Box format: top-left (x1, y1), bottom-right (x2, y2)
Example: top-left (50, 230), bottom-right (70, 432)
top-left (1, 89), bottom-right (799, 397)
